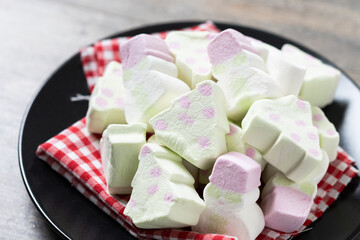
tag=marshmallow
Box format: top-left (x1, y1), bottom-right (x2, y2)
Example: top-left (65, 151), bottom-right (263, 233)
top-left (265, 45), bottom-right (306, 96)
top-left (259, 150), bottom-right (329, 233)
top-left (120, 34), bottom-right (190, 131)
top-left (245, 36), bottom-right (271, 61)
top-left (242, 95), bottom-right (323, 182)
top-left (208, 29), bottom-right (283, 122)
top-left (282, 44), bottom-right (341, 107)
top-left (166, 31), bottom-right (214, 89)
top-left (260, 184), bottom-right (313, 233)
top-left (149, 80), bottom-right (229, 170)
top-left (209, 152), bottom-right (261, 194)
top-left (124, 143), bottom-right (205, 228)
top-left (147, 134), bottom-right (199, 185)
top-left (226, 122), bottom-right (267, 170)
top-left (121, 34), bottom-right (174, 69)
top-left (311, 107), bottom-right (340, 162)
top-left (100, 123), bottom-right (147, 194)
top-left (86, 61), bottom-right (126, 134)
top-left (193, 152), bottom-right (264, 240)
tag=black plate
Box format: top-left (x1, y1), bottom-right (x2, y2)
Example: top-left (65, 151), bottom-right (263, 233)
top-left (19, 21), bottom-right (360, 240)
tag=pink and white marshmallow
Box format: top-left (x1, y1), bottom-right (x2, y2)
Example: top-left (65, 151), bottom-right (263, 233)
top-left (259, 148), bottom-right (329, 232)
top-left (242, 95), bottom-right (323, 182)
top-left (120, 34), bottom-right (190, 131)
top-left (124, 143), bottom-right (205, 228)
top-left (193, 152), bottom-right (264, 240)
top-left (208, 29), bottom-right (283, 122)
top-left (149, 80), bottom-right (229, 170)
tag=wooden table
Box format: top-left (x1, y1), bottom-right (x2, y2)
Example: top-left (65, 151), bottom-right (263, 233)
top-left (1, 0), bottom-right (359, 239)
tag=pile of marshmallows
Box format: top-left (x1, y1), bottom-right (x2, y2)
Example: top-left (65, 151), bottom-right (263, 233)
top-left (86, 29), bottom-right (340, 240)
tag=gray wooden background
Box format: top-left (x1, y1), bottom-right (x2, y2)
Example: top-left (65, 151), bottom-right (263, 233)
top-left (0, 0), bottom-right (359, 239)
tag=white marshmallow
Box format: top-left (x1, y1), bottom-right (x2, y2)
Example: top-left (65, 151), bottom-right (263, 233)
top-left (149, 80), bottom-right (229, 170)
top-left (166, 31), bottom-right (214, 89)
top-left (124, 143), bottom-right (205, 229)
top-left (311, 106), bottom-right (340, 161)
top-left (86, 61), bottom-right (126, 134)
top-left (242, 95), bottom-right (323, 182)
top-left (265, 45), bottom-right (306, 96)
top-left (100, 123), bottom-right (147, 194)
top-left (282, 44), bottom-right (341, 107)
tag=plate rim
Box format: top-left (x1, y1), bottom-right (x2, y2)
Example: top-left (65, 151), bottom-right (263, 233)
top-left (18, 20), bottom-right (360, 240)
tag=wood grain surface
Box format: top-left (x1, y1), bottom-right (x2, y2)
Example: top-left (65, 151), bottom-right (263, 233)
top-left (0, 0), bottom-right (359, 239)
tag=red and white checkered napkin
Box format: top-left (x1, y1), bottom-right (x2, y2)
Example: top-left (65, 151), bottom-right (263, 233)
top-left (36, 22), bottom-right (359, 240)
top-left (36, 118), bottom-right (358, 240)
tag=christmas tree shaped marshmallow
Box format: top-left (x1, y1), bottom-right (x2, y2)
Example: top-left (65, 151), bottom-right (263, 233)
top-left (242, 95), bottom-right (323, 182)
top-left (86, 61), bottom-right (126, 134)
top-left (207, 29), bottom-right (284, 122)
top-left (120, 34), bottom-right (190, 131)
top-left (149, 80), bottom-right (229, 170)
top-left (192, 152), bottom-right (264, 240)
top-left (124, 143), bottom-right (205, 228)
top-left (165, 31), bottom-right (215, 89)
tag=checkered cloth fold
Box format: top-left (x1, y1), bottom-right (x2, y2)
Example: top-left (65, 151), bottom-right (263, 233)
top-left (36, 22), bottom-right (358, 240)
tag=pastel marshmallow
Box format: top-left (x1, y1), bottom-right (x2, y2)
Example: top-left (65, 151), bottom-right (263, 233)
top-left (311, 106), bottom-right (340, 161)
top-left (265, 45), bottom-right (306, 96)
top-left (245, 36), bottom-right (271, 61)
top-left (86, 61), bottom-right (126, 134)
top-left (242, 95), bottom-right (323, 182)
top-left (120, 35), bottom-right (190, 131)
top-left (149, 80), bottom-right (229, 170)
top-left (208, 29), bottom-right (284, 122)
top-left (209, 152), bottom-right (261, 194)
top-left (121, 34), bottom-right (174, 69)
top-left (260, 185), bottom-right (313, 233)
top-left (124, 143), bottom-right (205, 228)
top-left (100, 123), bottom-right (147, 194)
top-left (282, 44), bottom-right (341, 107)
top-left (226, 122), bottom-right (267, 170)
top-left (193, 152), bottom-right (264, 240)
top-left (166, 31), bottom-right (214, 89)
top-left (194, 185), bottom-right (263, 239)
